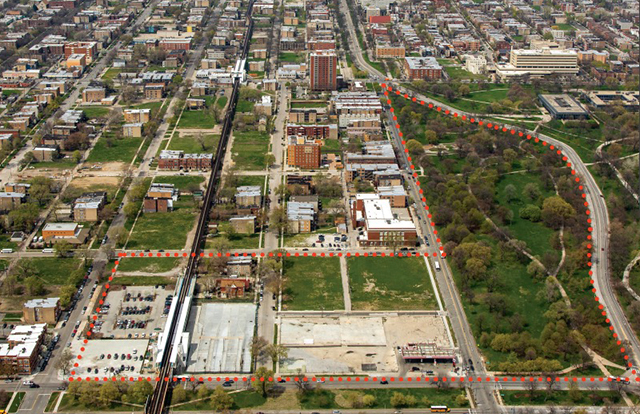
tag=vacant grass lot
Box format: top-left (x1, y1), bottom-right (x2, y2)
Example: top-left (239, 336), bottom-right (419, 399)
top-left (21, 258), bottom-right (83, 285)
top-left (283, 257), bottom-right (343, 310)
top-left (501, 390), bottom-right (624, 406)
top-left (152, 175), bottom-right (204, 191)
top-left (86, 134), bottom-right (143, 164)
top-left (177, 110), bottom-right (216, 129)
top-left (101, 68), bottom-right (127, 80)
top-left (32, 159), bottom-right (78, 169)
top-left (348, 257), bottom-right (438, 310)
top-left (232, 130), bottom-right (269, 170)
top-left (168, 134), bottom-right (219, 154)
top-left (80, 106), bottom-right (111, 119)
top-left (57, 394), bottom-right (142, 412)
top-left (127, 101), bottom-right (163, 117)
top-left (127, 203), bottom-right (197, 250)
top-left (116, 258), bottom-right (182, 273)
top-left (216, 96), bottom-right (228, 109)
top-left (494, 171), bottom-right (558, 260)
top-left (279, 52), bottom-right (304, 63)
top-left (206, 233), bottom-right (261, 250)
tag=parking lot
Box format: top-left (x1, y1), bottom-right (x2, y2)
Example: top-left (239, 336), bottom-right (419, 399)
top-left (70, 339), bottom-right (149, 378)
top-left (290, 232), bottom-right (349, 249)
top-left (94, 286), bottom-right (172, 339)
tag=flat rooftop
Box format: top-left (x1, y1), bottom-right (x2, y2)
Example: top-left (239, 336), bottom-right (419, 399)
top-left (185, 303), bottom-right (255, 373)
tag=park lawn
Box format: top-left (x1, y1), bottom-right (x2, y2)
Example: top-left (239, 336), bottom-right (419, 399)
top-left (232, 130), bottom-right (270, 170)
top-left (169, 390), bottom-right (266, 411)
top-left (216, 96), bottom-right (228, 109)
top-left (279, 52), bottom-right (303, 63)
top-left (79, 106), bottom-right (111, 119)
top-left (445, 66), bottom-right (487, 81)
top-left (177, 110), bottom-right (216, 129)
top-left (57, 394), bottom-right (143, 412)
top-left (283, 257), bottom-right (343, 310)
top-left (110, 276), bottom-right (173, 286)
top-left (538, 119), bottom-right (602, 163)
top-left (45, 392), bottom-right (61, 412)
top-left (127, 203), bottom-right (197, 250)
top-left (19, 258), bottom-right (83, 285)
top-left (115, 258), bottom-right (182, 273)
top-left (321, 139), bottom-right (341, 154)
top-left (494, 171), bottom-right (559, 260)
top-left (8, 392), bottom-right (24, 413)
top-left (501, 390), bottom-right (624, 406)
top-left (299, 388), bottom-right (467, 410)
top-left (168, 134), bottom-right (219, 153)
top-left (451, 244), bottom-right (558, 369)
top-left (348, 257), bottom-right (438, 310)
top-left (86, 134), bottom-right (143, 164)
top-left (152, 175), bottom-right (204, 191)
top-left (553, 23), bottom-right (574, 31)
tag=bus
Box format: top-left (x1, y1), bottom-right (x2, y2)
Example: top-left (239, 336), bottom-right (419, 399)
top-left (430, 406), bottom-right (450, 413)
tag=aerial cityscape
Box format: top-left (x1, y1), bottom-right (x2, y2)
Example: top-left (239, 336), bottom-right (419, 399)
top-left (0, 0), bottom-right (636, 412)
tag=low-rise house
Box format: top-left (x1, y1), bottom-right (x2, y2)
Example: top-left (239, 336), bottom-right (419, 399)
top-left (73, 192), bottom-right (107, 222)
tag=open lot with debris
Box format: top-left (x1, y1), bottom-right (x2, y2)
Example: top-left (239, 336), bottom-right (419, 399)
top-left (279, 313), bottom-right (452, 375)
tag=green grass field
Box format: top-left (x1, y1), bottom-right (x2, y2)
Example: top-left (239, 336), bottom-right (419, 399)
top-left (79, 106), bottom-right (111, 119)
top-left (232, 130), bottom-right (270, 170)
top-left (19, 258), bottom-right (83, 285)
top-left (32, 159), bottom-right (78, 170)
top-left (494, 171), bottom-right (558, 260)
top-left (86, 134), bottom-right (143, 164)
top-left (300, 388), bottom-right (467, 410)
top-left (290, 101), bottom-right (326, 109)
top-left (2, 89), bottom-right (21, 96)
top-left (283, 257), bottom-right (343, 310)
top-left (348, 257), bottom-right (438, 310)
top-left (501, 390), bottom-right (624, 406)
top-left (236, 99), bottom-right (255, 113)
top-left (321, 139), bottom-right (341, 154)
top-left (127, 204), bottom-right (197, 250)
top-left (152, 175), bottom-right (204, 191)
top-left (237, 175), bottom-right (267, 188)
top-left (177, 110), bottom-right (216, 129)
top-left (116, 258), bottom-right (182, 273)
top-left (101, 68), bottom-right (126, 80)
top-left (279, 52), bottom-right (304, 63)
top-left (207, 233), bottom-right (261, 250)
top-left (0, 234), bottom-right (17, 250)
top-left (128, 101), bottom-right (163, 117)
top-left (445, 66), bottom-right (487, 81)
top-left (216, 96), bottom-right (228, 109)
top-left (57, 394), bottom-right (143, 412)
top-left (168, 134), bottom-right (219, 153)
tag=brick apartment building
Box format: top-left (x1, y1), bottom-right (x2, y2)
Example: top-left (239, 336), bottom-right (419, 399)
top-left (287, 136), bottom-right (321, 168)
top-left (404, 57), bottom-right (442, 81)
top-left (286, 124), bottom-right (337, 139)
top-left (23, 298), bottom-right (60, 324)
top-left (309, 51), bottom-right (337, 91)
top-left (0, 324), bottom-right (46, 374)
top-left (63, 41), bottom-right (98, 63)
top-left (124, 108), bottom-right (151, 124)
top-left (157, 150), bottom-right (213, 171)
top-left (73, 192), bottom-right (107, 222)
top-left (82, 88), bottom-right (106, 103)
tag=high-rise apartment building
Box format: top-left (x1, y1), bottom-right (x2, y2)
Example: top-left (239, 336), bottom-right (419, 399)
top-left (309, 51), bottom-right (337, 91)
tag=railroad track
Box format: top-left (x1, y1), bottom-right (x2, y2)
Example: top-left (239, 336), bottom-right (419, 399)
top-left (144, 2), bottom-right (255, 413)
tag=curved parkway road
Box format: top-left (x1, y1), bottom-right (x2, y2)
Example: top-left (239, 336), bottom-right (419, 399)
top-left (337, 0), bottom-right (640, 374)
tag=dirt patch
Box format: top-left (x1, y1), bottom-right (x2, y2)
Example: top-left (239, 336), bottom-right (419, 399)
top-left (69, 175), bottom-right (120, 189)
top-left (83, 162), bottom-right (127, 172)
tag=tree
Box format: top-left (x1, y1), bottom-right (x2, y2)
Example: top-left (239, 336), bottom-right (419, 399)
top-left (504, 184), bottom-right (518, 202)
top-left (124, 202), bottom-right (139, 220)
top-left (24, 276), bottom-right (44, 296)
top-left (519, 204), bottom-right (541, 222)
top-left (172, 385), bottom-right (187, 403)
top-left (127, 381), bottom-right (153, 403)
top-left (523, 183), bottom-right (541, 201)
top-left (264, 153), bottom-right (276, 167)
top-left (266, 343), bottom-right (288, 363)
top-left (29, 176), bottom-right (53, 206)
top-left (362, 394), bottom-right (376, 407)
top-left (196, 384), bottom-right (210, 400)
top-left (210, 386), bottom-right (233, 411)
top-left (54, 240), bottom-right (73, 258)
top-left (98, 381), bottom-right (120, 407)
top-left (390, 392), bottom-right (407, 408)
top-left (542, 196), bottom-right (576, 229)
top-left (458, 84), bottom-right (471, 96)
top-left (252, 367), bottom-right (274, 397)
top-left (406, 139), bottom-right (424, 156)
top-left (269, 206), bottom-right (289, 234)
top-left (251, 336), bottom-right (269, 362)
top-left (72, 150), bottom-right (82, 164)
top-left (56, 348), bottom-right (74, 375)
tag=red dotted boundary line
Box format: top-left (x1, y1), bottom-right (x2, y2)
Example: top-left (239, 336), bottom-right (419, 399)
top-left (380, 81), bottom-right (636, 379)
top-left (68, 82), bottom-right (638, 383)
